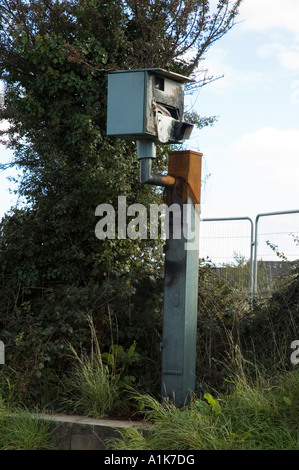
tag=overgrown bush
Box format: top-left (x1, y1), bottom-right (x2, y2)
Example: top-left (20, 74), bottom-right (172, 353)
top-left (195, 260), bottom-right (299, 389)
top-left (1, 256), bottom-right (298, 414)
top-left (239, 267), bottom-right (299, 373)
top-left (0, 257), bottom-right (164, 409)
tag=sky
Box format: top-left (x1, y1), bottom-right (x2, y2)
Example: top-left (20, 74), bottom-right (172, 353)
top-left (1, 0), bottom-right (299, 230)
top-left (187, 0), bottom-right (299, 223)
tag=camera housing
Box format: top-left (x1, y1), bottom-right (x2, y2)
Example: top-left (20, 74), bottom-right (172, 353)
top-left (107, 68), bottom-right (193, 144)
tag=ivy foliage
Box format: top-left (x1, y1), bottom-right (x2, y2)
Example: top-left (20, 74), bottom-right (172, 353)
top-left (0, 0), bottom-right (242, 405)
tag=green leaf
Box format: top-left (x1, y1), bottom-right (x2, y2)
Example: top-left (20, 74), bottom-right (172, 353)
top-left (283, 396), bottom-right (292, 406)
top-left (102, 352), bottom-right (115, 366)
top-left (204, 393), bottom-right (222, 415)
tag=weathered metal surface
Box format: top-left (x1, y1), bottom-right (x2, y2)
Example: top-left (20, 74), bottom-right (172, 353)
top-left (161, 151), bottom-right (202, 407)
top-left (0, 341), bottom-right (4, 365)
top-left (107, 69), bottom-right (193, 144)
top-left (168, 150), bottom-right (203, 206)
top-left (139, 154), bottom-right (176, 187)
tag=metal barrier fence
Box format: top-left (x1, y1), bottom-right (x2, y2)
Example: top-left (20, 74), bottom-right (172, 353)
top-left (199, 217), bottom-right (254, 293)
top-left (199, 210), bottom-right (299, 295)
top-left (253, 210), bottom-right (299, 294)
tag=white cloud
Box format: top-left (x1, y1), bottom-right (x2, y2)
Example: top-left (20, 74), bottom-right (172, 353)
top-left (281, 50), bottom-right (299, 70)
top-left (227, 127), bottom-right (299, 176)
top-left (291, 80), bottom-right (299, 104)
top-left (198, 47), bottom-right (264, 94)
top-left (201, 127), bottom-right (299, 218)
top-left (240, 0), bottom-right (299, 35)
top-left (258, 42), bottom-right (299, 71)
top-left (238, 2), bottom-right (299, 75)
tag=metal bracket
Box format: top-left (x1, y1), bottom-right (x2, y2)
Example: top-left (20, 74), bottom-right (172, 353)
top-left (136, 140), bottom-right (175, 187)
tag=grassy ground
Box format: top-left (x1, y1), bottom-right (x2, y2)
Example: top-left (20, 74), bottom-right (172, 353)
top-left (111, 371), bottom-right (299, 450)
top-left (0, 396), bottom-right (54, 450)
top-left (0, 370), bottom-right (297, 450)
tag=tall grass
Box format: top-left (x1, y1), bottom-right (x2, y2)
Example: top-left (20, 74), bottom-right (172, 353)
top-left (64, 315), bottom-right (142, 418)
top-left (66, 346), bottom-right (120, 418)
top-left (65, 316), bottom-right (122, 418)
top-left (0, 411), bottom-right (55, 450)
top-left (0, 393), bottom-right (54, 450)
top-left (111, 371), bottom-right (299, 450)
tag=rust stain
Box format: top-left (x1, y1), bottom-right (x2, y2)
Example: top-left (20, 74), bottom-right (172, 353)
top-left (166, 150), bottom-right (203, 207)
top-left (160, 174), bottom-right (176, 186)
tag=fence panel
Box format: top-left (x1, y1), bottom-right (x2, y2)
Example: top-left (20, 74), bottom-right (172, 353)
top-left (253, 210), bottom-right (299, 294)
top-left (199, 218), bottom-right (254, 293)
top-left (199, 211), bottom-right (299, 295)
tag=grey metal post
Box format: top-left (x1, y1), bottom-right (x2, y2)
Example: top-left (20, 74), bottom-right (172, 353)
top-left (253, 213), bottom-right (260, 295)
top-left (161, 195), bottom-right (199, 406)
top-left (158, 150), bottom-right (202, 407)
top-left (136, 145), bottom-right (202, 408)
top-left (0, 341), bottom-right (5, 365)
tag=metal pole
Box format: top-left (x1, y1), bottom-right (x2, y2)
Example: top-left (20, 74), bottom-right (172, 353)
top-left (136, 146), bottom-right (202, 406)
top-left (253, 214), bottom-right (260, 295)
top-left (160, 150), bottom-right (202, 407)
top-left (161, 195), bottom-right (199, 406)
top-left (0, 341), bottom-right (4, 365)
top-left (137, 140), bottom-right (176, 187)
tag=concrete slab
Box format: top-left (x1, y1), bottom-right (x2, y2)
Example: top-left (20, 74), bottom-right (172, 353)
top-left (32, 413), bottom-right (147, 450)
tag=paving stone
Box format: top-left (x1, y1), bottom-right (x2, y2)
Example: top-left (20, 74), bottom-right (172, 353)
top-left (32, 413), bottom-right (146, 450)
